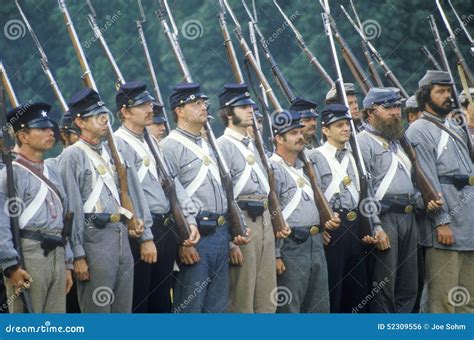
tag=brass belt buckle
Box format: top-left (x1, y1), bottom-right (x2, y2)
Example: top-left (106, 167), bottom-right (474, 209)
top-left (217, 215), bottom-right (225, 226)
top-left (404, 205), bottom-right (413, 214)
top-left (469, 176), bottom-right (474, 186)
top-left (309, 225), bottom-right (320, 235)
top-left (346, 211), bottom-right (357, 221)
top-left (110, 213), bottom-right (121, 223)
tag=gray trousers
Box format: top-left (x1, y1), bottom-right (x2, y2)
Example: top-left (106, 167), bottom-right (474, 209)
top-left (77, 223), bottom-right (134, 313)
top-left (5, 239), bottom-right (66, 313)
top-left (276, 232), bottom-right (329, 313)
top-left (369, 212), bottom-right (418, 313)
top-left (425, 247), bottom-right (474, 313)
top-left (229, 210), bottom-right (276, 313)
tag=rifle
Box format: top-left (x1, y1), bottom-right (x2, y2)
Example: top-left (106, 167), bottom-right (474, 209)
top-left (0, 85), bottom-right (34, 313)
top-left (156, 0), bottom-right (247, 239)
top-left (273, 0), bottom-right (334, 87)
top-left (219, 0), bottom-right (274, 151)
top-left (321, 4), bottom-right (376, 238)
top-left (58, 0), bottom-right (141, 235)
top-left (17, 0), bottom-right (68, 113)
top-left (136, 0), bottom-right (170, 135)
top-left (421, 45), bottom-right (443, 71)
top-left (242, 0), bottom-right (296, 104)
top-left (223, 0), bottom-right (335, 227)
top-left (0, 61), bottom-right (20, 107)
top-left (319, 1), bottom-right (373, 95)
top-left (429, 14), bottom-right (474, 161)
top-left (447, 0), bottom-right (473, 45)
top-left (334, 3), bottom-right (440, 209)
top-left (84, 0), bottom-right (191, 242)
top-left (217, 1), bottom-right (287, 235)
top-left (338, 2), bottom-right (409, 98)
top-left (436, 0), bottom-right (473, 86)
top-left (347, 1), bottom-right (384, 87)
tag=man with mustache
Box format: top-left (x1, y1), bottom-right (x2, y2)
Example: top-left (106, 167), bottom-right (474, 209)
top-left (271, 111), bottom-right (340, 313)
top-left (58, 88), bottom-right (150, 313)
top-left (358, 87), bottom-right (442, 313)
top-left (406, 71), bottom-right (474, 313)
top-left (114, 81), bottom-right (199, 313)
top-left (308, 104), bottom-right (368, 313)
top-left (290, 97), bottom-right (319, 149)
top-left (160, 83), bottom-right (249, 313)
top-left (216, 84), bottom-right (289, 313)
top-left (0, 102), bottom-right (73, 312)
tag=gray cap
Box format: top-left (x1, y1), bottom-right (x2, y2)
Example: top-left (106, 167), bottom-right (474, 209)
top-left (325, 83), bottom-right (356, 102)
top-left (418, 70), bottom-right (452, 88)
top-left (362, 87), bottom-right (401, 109)
top-left (459, 88), bottom-right (474, 105)
top-left (405, 95), bottom-right (418, 109)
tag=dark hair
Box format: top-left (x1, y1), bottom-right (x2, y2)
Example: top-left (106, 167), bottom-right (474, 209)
top-left (361, 105), bottom-right (376, 121)
top-left (416, 84), bottom-right (434, 112)
top-left (218, 106), bottom-right (233, 127)
top-left (403, 107), bottom-right (420, 118)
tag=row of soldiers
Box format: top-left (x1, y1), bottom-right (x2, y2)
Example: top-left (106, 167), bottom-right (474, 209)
top-left (0, 68), bottom-right (473, 314)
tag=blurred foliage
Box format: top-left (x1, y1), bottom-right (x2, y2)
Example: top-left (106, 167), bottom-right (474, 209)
top-left (1, 0), bottom-right (472, 138)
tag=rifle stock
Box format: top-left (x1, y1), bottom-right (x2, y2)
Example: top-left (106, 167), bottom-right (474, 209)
top-left (0, 85), bottom-right (34, 313)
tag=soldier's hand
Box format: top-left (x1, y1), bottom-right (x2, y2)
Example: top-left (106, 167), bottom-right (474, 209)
top-left (65, 269), bottom-right (73, 294)
top-left (436, 224), bottom-right (454, 245)
top-left (179, 246), bottom-right (200, 265)
top-left (128, 218), bottom-right (145, 239)
top-left (183, 224), bottom-right (200, 247)
top-left (375, 230), bottom-right (390, 251)
top-left (426, 194), bottom-right (444, 212)
top-left (74, 258), bottom-right (90, 281)
top-left (8, 268), bottom-right (33, 293)
top-left (232, 227), bottom-right (251, 246)
top-left (276, 258), bottom-right (286, 276)
top-left (322, 230), bottom-right (331, 246)
top-left (140, 240), bottom-right (158, 263)
top-left (275, 223), bottom-right (291, 239)
top-left (324, 213), bottom-right (341, 230)
top-left (229, 246), bottom-right (244, 266)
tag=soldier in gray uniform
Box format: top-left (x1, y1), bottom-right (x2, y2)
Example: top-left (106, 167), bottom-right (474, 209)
top-left (147, 110), bottom-right (168, 142)
top-left (290, 97), bottom-right (319, 149)
top-left (271, 111), bottom-right (340, 313)
top-left (161, 83), bottom-right (248, 313)
top-left (58, 88), bottom-right (152, 313)
top-left (404, 96), bottom-right (422, 126)
top-left (459, 88), bottom-right (474, 140)
top-left (217, 83), bottom-right (286, 313)
top-left (308, 104), bottom-right (368, 313)
top-left (326, 83), bottom-right (364, 132)
top-left (114, 81), bottom-right (199, 313)
top-left (406, 71), bottom-right (474, 313)
top-left (0, 102), bottom-right (73, 313)
top-left (358, 87), bottom-right (442, 313)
